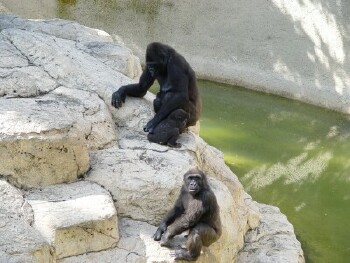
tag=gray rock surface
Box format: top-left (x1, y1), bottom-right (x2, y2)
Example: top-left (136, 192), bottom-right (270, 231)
top-left (27, 181), bottom-right (118, 259)
top-left (0, 179), bottom-right (53, 263)
top-left (237, 204), bottom-right (305, 263)
top-left (0, 14), bottom-right (304, 263)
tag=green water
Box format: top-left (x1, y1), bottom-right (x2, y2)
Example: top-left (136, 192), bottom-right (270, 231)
top-left (199, 80), bottom-right (350, 263)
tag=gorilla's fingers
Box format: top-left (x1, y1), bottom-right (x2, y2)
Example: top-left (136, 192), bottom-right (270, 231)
top-left (111, 92), bottom-right (119, 108)
top-left (153, 229), bottom-right (162, 241)
top-left (144, 119), bottom-right (155, 133)
top-left (111, 90), bottom-right (126, 108)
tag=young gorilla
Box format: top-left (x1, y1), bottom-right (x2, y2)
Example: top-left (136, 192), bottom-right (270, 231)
top-left (147, 109), bottom-right (188, 147)
top-left (154, 168), bottom-right (222, 261)
top-left (111, 42), bottom-right (201, 134)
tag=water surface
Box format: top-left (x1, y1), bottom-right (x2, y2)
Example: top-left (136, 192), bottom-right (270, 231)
top-left (199, 80), bottom-right (350, 263)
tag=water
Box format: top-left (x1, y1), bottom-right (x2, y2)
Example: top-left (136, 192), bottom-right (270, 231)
top-left (199, 80), bottom-right (350, 263)
top-left (1, 1), bottom-right (350, 262)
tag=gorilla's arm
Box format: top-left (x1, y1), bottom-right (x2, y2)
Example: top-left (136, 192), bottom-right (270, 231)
top-left (111, 68), bottom-right (155, 108)
top-left (153, 193), bottom-right (185, 241)
top-left (165, 199), bottom-right (204, 238)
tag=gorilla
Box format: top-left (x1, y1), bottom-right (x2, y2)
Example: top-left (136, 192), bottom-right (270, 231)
top-left (111, 42), bottom-right (201, 134)
top-left (153, 168), bottom-right (222, 261)
top-left (147, 109), bottom-right (188, 147)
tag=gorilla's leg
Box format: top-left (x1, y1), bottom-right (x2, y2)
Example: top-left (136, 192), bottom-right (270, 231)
top-left (167, 128), bottom-right (180, 148)
top-left (172, 223), bottom-right (218, 261)
top-left (147, 132), bottom-right (166, 145)
top-left (153, 96), bottom-right (162, 113)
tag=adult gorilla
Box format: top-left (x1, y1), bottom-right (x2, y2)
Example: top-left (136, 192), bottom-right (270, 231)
top-left (111, 42), bottom-right (201, 133)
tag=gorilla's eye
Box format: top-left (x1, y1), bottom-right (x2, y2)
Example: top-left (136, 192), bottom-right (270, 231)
top-left (147, 62), bottom-right (158, 77)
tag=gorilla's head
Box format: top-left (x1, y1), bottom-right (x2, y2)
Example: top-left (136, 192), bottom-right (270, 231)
top-left (169, 109), bottom-right (188, 128)
top-left (183, 168), bottom-right (208, 196)
top-left (146, 42), bottom-right (172, 77)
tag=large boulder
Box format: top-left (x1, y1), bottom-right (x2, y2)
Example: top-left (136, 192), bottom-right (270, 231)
top-left (27, 181), bottom-right (119, 259)
top-left (0, 14), bottom-right (304, 262)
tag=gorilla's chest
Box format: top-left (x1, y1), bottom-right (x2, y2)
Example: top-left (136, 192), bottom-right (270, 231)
top-left (158, 79), bottom-right (172, 93)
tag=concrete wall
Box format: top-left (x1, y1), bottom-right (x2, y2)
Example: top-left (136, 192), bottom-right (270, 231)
top-left (185, 0), bottom-right (350, 114)
top-left (1, 0), bottom-right (350, 114)
top-left (149, 0), bottom-right (350, 114)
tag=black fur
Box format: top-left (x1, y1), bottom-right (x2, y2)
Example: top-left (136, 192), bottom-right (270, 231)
top-left (111, 42), bottom-right (201, 134)
top-left (153, 168), bottom-right (221, 261)
top-left (147, 109), bottom-right (188, 147)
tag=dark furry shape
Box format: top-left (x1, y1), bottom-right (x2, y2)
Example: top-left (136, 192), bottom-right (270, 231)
top-left (147, 109), bottom-right (188, 147)
top-left (111, 42), bottom-right (201, 133)
top-left (153, 168), bottom-right (222, 261)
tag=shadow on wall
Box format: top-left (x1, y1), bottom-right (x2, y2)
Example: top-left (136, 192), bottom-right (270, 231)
top-left (265, 0), bottom-right (350, 108)
top-left (1, 0), bottom-right (349, 112)
top-left (186, 0), bottom-right (350, 114)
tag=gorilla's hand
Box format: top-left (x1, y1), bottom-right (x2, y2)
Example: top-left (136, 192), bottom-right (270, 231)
top-left (153, 223), bottom-right (167, 241)
top-left (111, 88), bottom-right (126, 108)
top-left (144, 118), bottom-right (156, 133)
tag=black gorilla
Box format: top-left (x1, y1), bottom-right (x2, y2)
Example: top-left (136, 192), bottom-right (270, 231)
top-left (147, 109), bottom-right (188, 147)
top-left (111, 42), bottom-right (201, 133)
top-left (154, 168), bottom-right (221, 261)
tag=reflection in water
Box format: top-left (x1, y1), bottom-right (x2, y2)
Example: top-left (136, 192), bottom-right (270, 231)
top-left (242, 151), bottom-right (333, 190)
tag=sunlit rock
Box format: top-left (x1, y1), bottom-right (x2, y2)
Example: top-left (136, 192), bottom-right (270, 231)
top-left (0, 179), bottom-right (53, 263)
top-left (27, 181), bottom-right (119, 259)
top-left (238, 204), bottom-right (305, 263)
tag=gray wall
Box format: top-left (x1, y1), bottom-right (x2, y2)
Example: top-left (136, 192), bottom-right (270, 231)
top-left (153, 0), bottom-right (350, 114)
top-left (1, 0), bottom-right (350, 113)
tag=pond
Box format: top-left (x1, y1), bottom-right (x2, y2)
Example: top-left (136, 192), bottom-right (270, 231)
top-left (199, 80), bottom-right (350, 263)
top-left (1, 1), bottom-right (350, 262)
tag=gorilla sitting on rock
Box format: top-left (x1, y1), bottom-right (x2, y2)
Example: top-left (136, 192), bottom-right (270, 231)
top-left (111, 42), bottom-right (201, 146)
top-left (154, 168), bottom-right (222, 261)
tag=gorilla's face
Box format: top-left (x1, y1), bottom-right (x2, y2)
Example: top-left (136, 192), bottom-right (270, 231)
top-left (185, 173), bottom-right (203, 195)
top-left (175, 111), bottom-right (188, 128)
top-left (146, 42), bottom-right (169, 78)
top-left (146, 62), bottom-right (161, 78)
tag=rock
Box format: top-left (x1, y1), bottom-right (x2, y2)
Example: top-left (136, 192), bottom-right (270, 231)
top-left (77, 41), bottom-right (142, 80)
top-left (0, 179), bottom-right (53, 263)
top-left (86, 145), bottom-right (193, 224)
top-left (86, 139), bottom-right (256, 261)
top-left (58, 218), bottom-right (218, 263)
top-left (237, 203), bottom-right (305, 263)
top-left (26, 181), bottom-right (119, 259)
top-left (0, 14), bottom-right (114, 44)
top-left (0, 94), bottom-right (89, 189)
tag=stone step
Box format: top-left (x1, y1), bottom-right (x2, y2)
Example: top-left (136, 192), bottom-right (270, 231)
top-left (26, 181), bottom-right (119, 259)
top-left (58, 218), bottom-right (222, 263)
top-left (0, 95), bottom-right (90, 189)
top-left (0, 179), bottom-right (53, 263)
